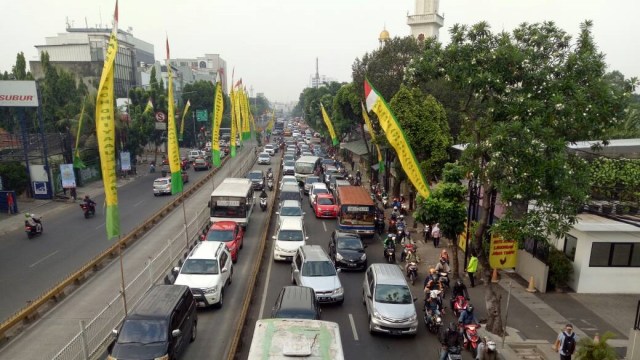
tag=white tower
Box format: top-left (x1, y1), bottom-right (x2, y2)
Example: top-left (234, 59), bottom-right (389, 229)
top-left (407, 0), bottom-right (444, 41)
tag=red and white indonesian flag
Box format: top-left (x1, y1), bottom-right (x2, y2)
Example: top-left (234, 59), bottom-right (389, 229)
top-left (364, 78), bottom-right (430, 198)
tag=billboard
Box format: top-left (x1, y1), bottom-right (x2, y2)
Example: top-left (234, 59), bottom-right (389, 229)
top-left (0, 80), bottom-right (39, 107)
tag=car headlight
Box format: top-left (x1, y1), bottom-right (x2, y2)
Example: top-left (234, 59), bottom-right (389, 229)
top-left (372, 309), bottom-right (383, 320)
top-left (336, 253), bottom-right (344, 261)
top-left (275, 244), bottom-right (284, 252)
top-left (360, 253), bottom-right (367, 261)
top-left (407, 313), bottom-right (417, 322)
top-left (333, 287), bottom-right (344, 296)
top-left (204, 286), bottom-right (218, 294)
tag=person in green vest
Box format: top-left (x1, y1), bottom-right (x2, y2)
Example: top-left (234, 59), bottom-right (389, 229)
top-left (466, 251), bottom-right (479, 287)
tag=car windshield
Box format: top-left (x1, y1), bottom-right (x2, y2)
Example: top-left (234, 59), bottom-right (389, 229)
top-left (277, 230), bottom-right (303, 241)
top-left (181, 259), bottom-right (219, 275)
top-left (305, 176), bottom-right (320, 185)
top-left (295, 162), bottom-right (314, 173)
top-left (273, 310), bottom-right (317, 320)
top-left (284, 160), bottom-right (295, 167)
top-left (301, 261), bottom-right (337, 277)
top-left (248, 172), bottom-right (263, 180)
top-left (317, 197), bottom-right (335, 205)
top-left (118, 319), bottom-right (168, 344)
top-left (313, 188), bottom-right (329, 195)
top-left (374, 284), bottom-right (413, 304)
top-left (195, 159), bottom-right (205, 164)
top-left (206, 229), bottom-right (234, 242)
top-left (283, 178), bottom-right (297, 184)
top-left (337, 237), bottom-right (363, 250)
top-left (281, 206), bottom-right (303, 216)
top-left (154, 180), bottom-right (169, 185)
top-left (259, 154), bottom-right (269, 159)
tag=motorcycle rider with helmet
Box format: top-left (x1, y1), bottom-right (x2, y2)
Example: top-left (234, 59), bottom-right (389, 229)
top-left (383, 234), bottom-right (395, 257)
top-left (476, 339), bottom-right (498, 360)
top-left (83, 195), bottom-right (96, 211)
top-left (435, 257), bottom-right (451, 287)
top-left (403, 242), bottom-right (420, 275)
top-left (439, 322), bottom-right (463, 360)
top-left (458, 304), bottom-right (480, 344)
top-left (424, 290), bottom-right (442, 320)
top-left (390, 206), bottom-right (400, 220)
top-left (451, 279), bottom-right (471, 310)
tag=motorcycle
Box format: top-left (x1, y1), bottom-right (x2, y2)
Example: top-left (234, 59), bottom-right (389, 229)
top-left (461, 323), bottom-right (481, 357)
top-left (401, 201), bottom-right (408, 215)
top-left (442, 345), bottom-right (462, 360)
top-left (374, 213), bottom-right (385, 235)
top-left (260, 197), bottom-right (267, 212)
top-left (424, 305), bottom-right (443, 334)
top-left (267, 178), bottom-right (274, 191)
top-left (388, 218), bottom-right (397, 234)
top-left (439, 272), bottom-right (450, 296)
top-left (25, 215), bottom-right (43, 239)
top-left (452, 295), bottom-right (469, 318)
top-left (407, 261), bottom-right (418, 285)
top-left (384, 243), bottom-right (396, 263)
top-left (267, 169), bottom-right (273, 180)
top-left (79, 203), bottom-right (96, 219)
top-left (381, 194), bottom-right (388, 208)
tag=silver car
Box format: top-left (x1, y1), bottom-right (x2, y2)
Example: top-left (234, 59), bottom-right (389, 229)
top-left (292, 245), bottom-right (344, 304)
top-left (362, 263), bottom-right (418, 335)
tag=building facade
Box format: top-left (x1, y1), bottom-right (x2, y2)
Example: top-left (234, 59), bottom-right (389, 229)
top-left (407, 0), bottom-right (444, 41)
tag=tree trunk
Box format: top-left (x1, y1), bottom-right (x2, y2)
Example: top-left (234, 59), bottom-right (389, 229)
top-left (447, 236), bottom-right (461, 280)
top-left (473, 182), bottom-right (504, 335)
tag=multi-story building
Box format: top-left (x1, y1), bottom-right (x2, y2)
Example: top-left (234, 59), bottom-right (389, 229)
top-left (168, 54), bottom-right (227, 91)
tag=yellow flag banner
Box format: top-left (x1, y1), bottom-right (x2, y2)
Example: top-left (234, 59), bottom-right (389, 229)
top-left (95, 0), bottom-right (120, 239)
top-left (361, 102), bottom-right (384, 173)
top-left (212, 80), bottom-right (223, 166)
top-left (320, 104), bottom-right (338, 146)
top-left (230, 90), bottom-right (237, 157)
top-left (166, 37), bottom-right (183, 195)
top-left (364, 78), bottom-right (430, 198)
top-left (458, 220), bottom-right (469, 253)
top-left (143, 99), bottom-right (153, 114)
top-left (179, 100), bottom-right (190, 142)
top-left (489, 233), bottom-right (518, 269)
top-left (73, 97), bottom-right (87, 169)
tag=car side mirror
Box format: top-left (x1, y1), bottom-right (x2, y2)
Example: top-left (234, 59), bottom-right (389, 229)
top-left (302, 212), bottom-right (306, 215)
top-left (111, 328), bottom-right (119, 337)
top-left (199, 234), bottom-right (205, 241)
top-left (275, 212), bottom-right (280, 215)
top-left (293, 269), bottom-right (299, 275)
top-left (364, 245), bottom-right (368, 248)
top-left (336, 268), bottom-right (341, 273)
top-left (207, 200), bottom-right (211, 208)
top-left (413, 297), bottom-right (418, 302)
top-left (272, 236), bottom-right (276, 240)
top-left (172, 267), bottom-right (180, 276)
top-left (172, 329), bottom-right (182, 338)
top-left (222, 267), bottom-right (228, 273)
top-left (305, 236), bottom-right (309, 240)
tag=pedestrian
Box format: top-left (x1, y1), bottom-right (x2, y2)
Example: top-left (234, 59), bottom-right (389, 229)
top-left (350, 159), bottom-right (355, 171)
top-left (553, 324), bottom-right (577, 360)
top-left (431, 223), bottom-right (441, 248)
top-left (7, 192), bottom-right (15, 214)
top-left (466, 251), bottom-right (478, 287)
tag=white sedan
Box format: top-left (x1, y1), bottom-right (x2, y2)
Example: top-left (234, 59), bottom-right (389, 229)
top-left (280, 175), bottom-right (298, 189)
top-left (258, 152), bottom-right (271, 165)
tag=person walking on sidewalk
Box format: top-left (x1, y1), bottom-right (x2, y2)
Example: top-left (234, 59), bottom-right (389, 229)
top-left (431, 223), bottom-right (441, 248)
top-left (7, 192), bottom-right (15, 214)
top-left (466, 251), bottom-right (478, 287)
top-left (553, 324), bottom-right (577, 360)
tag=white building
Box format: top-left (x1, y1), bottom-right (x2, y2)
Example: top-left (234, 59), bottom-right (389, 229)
top-left (407, 0), bottom-right (445, 41)
top-left (169, 54), bottom-right (227, 91)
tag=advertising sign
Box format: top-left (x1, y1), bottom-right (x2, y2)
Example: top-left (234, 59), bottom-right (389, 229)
top-left (489, 234), bottom-right (518, 269)
top-left (60, 164), bottom-right (76, 188)
top-left (0, 80), bottom-right (39, 107)
top-left (120, 151), bottom-right (131, 171)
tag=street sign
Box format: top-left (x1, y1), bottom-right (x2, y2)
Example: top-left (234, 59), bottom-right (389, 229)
top-left (196, 110), bottom-right (208, 122)
top-left (155, 112), bottom-right (166, 122)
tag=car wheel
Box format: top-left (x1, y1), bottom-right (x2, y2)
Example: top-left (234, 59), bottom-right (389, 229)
top-left (216, 288), bottom-right (224, 309)
top-left (190, 322), bottom-right (197, 342)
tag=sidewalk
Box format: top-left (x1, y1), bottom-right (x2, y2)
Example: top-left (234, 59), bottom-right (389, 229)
top-left (349, 160), bottom-right (636, 359)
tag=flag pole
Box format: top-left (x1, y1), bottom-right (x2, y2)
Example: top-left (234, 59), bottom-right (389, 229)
top-left (181, 190), bottom-right (190, 249)
top-left (118, 241), bottom-right (128, 315)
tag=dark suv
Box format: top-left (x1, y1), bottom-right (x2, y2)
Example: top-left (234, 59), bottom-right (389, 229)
top-left (271, 286), bottom-right (321, 320)
top-left (247, 169), bottom-right (265, 191)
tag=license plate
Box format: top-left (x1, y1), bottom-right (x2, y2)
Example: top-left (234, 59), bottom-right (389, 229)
top-left (319, 297), bottom-right (329, 302)
top-left (284, 256), bottom-right (293, 261)
top-left (197, 301), bottom-right (206, 307)
top-left (349, 263), bottom-right (357, 267)
top-left (390, 330), bottom-right (402, 335)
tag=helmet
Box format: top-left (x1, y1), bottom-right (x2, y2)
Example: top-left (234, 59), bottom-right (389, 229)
top-left (393, 206), bottom-right (398, 210)
top-left (456, 279), bottom-right (464, 287)
top-left (429, 268), bottom-right (436, 274)
top-left (467, 304), bottom-right (474, 313)
top-left (399, 215), bottom-right (404, 219)
top-left (24, 212), bottom-right (31, 218)
top-left (387, 234), bottom-right (393, 239)
top-left (430, 291), bottom-right (437, 299)
top-left (487, 341), bottom-right (496, 351)
top-left (439, 258), bottom-right (446, 264)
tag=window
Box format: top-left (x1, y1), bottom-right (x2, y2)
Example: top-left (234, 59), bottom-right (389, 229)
top-left (564, 234), bottom-right (577, 261)
top-left (589, 242), bottom-right (640, 267)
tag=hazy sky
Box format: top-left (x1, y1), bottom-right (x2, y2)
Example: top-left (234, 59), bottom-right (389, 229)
top-left (2, 0), bottom-right (638, 103)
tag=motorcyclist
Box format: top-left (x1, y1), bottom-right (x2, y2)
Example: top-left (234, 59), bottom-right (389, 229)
top-left (476, 339), bottom-right (498, 360)
top-left (392, 197), bottom-right (401, 209)
top-left (24, 212), bottom-right (43, 232)
top-left (390, 206), bottom-right (400, 220)
top-left (458, 304), bottom-right (480, 344)
top-left (439, 322), bottom-right (463, 360)
top-left (383, 234), bottom-right (395, 257)
top-left (451, 279), bottom-right (470, 310)
top-left (440, 248), bottom-right (450, 264)
top-left (83, 195), bottom-right (96, 209)
top-left (399, 193), bottom-right (406, 204)
top-left (259, 189), bottom-right (268, 200)
top-left (424, 268), bottom-right (442, 293)
top-left (404, 244), bottom-right (420, 275)
top-left (435, 258), bottom-right (451, 287)
top-left (267, 168), bottom-right (273, 179)
top-left (396, 215), bottom-right (406, 230)
top-left (424, 290), bottom-right (442, 316)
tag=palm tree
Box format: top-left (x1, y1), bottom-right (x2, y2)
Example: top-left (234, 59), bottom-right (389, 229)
top-left (574, 331), bottom-right (617, 360)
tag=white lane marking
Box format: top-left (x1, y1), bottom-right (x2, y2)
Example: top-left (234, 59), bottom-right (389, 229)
top-left (348, 314), bottom-right (359, 341)
top-left (258, 238), bottom-right (276, 320)
top-left (96, 223), bottom-right (105, 230)
top-left (322, 221), bottom-right (327, 232)
top-left (133, 200), bottom-right (144, 207)
top-left (30, 250), bottom-right (59, 268)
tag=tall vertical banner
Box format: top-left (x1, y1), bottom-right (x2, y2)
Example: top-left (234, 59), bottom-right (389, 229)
top-left (211, 78), bottom-right (223, 167)
top-left (179, 100), bottom-right (190, 142)
top-left (95, 0), bottom-right (120, 239)
top-left (364, 78), bottom-right (430, 198)
top-left (73, 97), bottom-right (87, 169)
top-left (241, 88), bottom-right (250, 140)
top-left (166, 38), bottom-right (183, 195)
top-left (230, 90), bottom-right (237, 157)
top-left (320, 104), bottom-right (338, 146)
top-left (361, 102), bottom-right (384, 173)
top-left (233, 88), bottom-right (243, 147)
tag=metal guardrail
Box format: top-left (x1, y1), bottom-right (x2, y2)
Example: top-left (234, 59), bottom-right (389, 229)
top-left (0, 156), bottom-right (230, 342)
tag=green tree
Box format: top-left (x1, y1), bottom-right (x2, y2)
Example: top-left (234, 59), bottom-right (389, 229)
top-left (575, 332), bottom-right (617, 360)
top-left (409, 21), bottom-right (633, 335)
top-left (414, 162), bottom-right (467, 279)
top-left (0, 162), bottom-right (29, 195)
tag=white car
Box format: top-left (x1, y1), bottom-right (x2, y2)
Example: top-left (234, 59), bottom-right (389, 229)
top-left (188, 150), bottom-right (201, 161)
top-left (280, 175), bottom-right (298, 189)
top-left (273, 217), bottom-right (307, 262)
top-left (153, 177), bottom-right (171, 196)
top-left (276, 200), bottom-right (305, 225)
top-left (173, 242), bottom-right (232, 308)
top-left (258, 152), bottom-right (271, 165)
top-left (309, 182), bottom-right (330, 208)
top-left (264, 144), bottom-right (276, 156)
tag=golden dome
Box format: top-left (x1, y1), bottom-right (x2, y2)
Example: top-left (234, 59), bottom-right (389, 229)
top-left (379, 28), bottom-right (390, 41)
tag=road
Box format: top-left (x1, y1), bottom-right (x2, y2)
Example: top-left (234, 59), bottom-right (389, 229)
top-left (0, 151), bottom-right (211, 321)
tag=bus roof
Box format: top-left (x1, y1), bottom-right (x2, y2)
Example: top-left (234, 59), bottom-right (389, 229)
top-left (211, 178), bottom-right (253, 197)
top-left (248, 319), bottom-right (344, 360)
top-left (336, 186), bottom-right (374, 206)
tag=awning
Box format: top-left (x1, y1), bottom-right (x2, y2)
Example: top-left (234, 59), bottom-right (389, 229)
top-left (341, 139), bottom-right (369, 156)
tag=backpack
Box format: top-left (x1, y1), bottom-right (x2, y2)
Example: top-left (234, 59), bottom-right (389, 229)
top-left (562, 332), bottom-right (576, 355)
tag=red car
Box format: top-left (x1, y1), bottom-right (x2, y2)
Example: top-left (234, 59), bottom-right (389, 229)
top-left (314, 193), bottom-right (338, 218)
top-left (201, 221), bottom-right (244, 262)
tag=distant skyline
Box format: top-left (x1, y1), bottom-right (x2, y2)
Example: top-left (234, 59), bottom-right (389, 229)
top-left (2, 0), bottom-right (637, 103)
